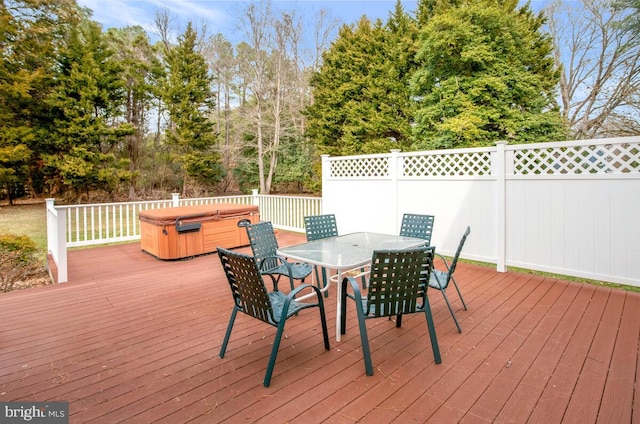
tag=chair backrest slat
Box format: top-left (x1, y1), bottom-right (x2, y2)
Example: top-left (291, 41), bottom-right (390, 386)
top-left (447, 226), bottom-right (471, 278)
top-left (304, 214), bottom-right (339, 241)
top-left (218, 247), bottom-right (275, 325)
top-left (399, 214), bottom-right (435, 245)
top-left (366, 247), bottom-right (434, 317)
top-left (245, 221), bottom-right (280, 271)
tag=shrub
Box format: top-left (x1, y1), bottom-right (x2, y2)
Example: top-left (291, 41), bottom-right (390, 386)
top-left (0, 233), bottom-right (45, 292)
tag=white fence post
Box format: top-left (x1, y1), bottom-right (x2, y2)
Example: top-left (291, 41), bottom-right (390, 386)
top-left (171, 193), bottom-right (180, 207)
top-left (494, 141), bottom-right (507, 272)
top-left (46, 198), bottom-right (68, 283)
top-left (321, 155), bottom-right (330, 214)
top-left (390, 149), bottom-right (401, 234)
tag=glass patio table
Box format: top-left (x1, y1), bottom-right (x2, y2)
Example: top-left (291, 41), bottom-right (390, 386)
top-left (277, 232), bottom-right (426, 341)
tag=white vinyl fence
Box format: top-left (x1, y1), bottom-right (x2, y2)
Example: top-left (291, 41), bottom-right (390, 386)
top-left (46, 190), bottom-right (321, 283)
top-left (321, 136), bottom-right (640, 287)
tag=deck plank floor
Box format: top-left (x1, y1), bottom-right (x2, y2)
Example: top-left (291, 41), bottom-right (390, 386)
top-left (1, 231), bottom-right (638, 423)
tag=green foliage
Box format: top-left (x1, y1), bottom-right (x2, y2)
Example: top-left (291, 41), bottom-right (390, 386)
top-left (0, 233), bottom-right (37, 262)
top-left (44, 147), bottom-right (131, 196)
top-left (182, 152), bottom-right (224, 187)
top-left (614, 0), bottom-right (640, 33)
top-left (273, 136), bottom-right (317, 193)
top-left (306, 9), bottom-right (418, 157)
top-left (0, 0), bottom-right (82, 201)
top-left (307, 0), bottom-right (568, 156)
top-left (411, 0), bottom-right (567, 149)
top-left (42, 19), bottom-right (135, 198)
top-left (105, 26), bottom-right (164, 198)
top-left (162, 23), bottom-right (221, 194)
top-left (0, 232), bottom-right (42, 292)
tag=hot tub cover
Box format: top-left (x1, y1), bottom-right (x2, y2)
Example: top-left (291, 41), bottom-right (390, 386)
top-left (139, 203), bottom-right (259, 226)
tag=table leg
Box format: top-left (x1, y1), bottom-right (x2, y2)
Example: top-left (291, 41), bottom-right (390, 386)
top-left (335, 269), bottom-right (343, 342)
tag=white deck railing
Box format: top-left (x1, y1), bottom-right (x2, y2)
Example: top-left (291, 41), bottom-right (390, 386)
top-left (46, 190), bottom-right (322, 283)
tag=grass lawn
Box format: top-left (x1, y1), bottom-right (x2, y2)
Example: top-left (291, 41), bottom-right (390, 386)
top-left (0, 202), bottom-right (47, 253)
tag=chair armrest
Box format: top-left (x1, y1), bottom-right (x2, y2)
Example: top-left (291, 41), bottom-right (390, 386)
top-left (287, 283), bottom-right (323, 304)
top-left (434, 252), bottom-right (452, 272)
top-left (280, 283), bottom-right (325, 318)
top-left (260, 255), bottom-right (295, 290)
top-left (259, 254), bottom-right (290, 272)
top-left (341, 275), bottom-right (365, 299)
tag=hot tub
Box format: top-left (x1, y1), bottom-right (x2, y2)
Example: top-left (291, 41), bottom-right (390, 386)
top-left (139, 203), bottom-right (259, 260)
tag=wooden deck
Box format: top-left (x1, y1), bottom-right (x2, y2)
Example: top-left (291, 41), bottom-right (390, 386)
top-left (1, 231), bottom-right (639, 423)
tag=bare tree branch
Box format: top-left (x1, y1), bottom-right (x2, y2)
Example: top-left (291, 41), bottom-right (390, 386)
top-left (547, 0), bottom-right (640, 138)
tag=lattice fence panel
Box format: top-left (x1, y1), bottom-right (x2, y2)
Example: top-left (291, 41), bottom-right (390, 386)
top-left (330, 156), bottom-right (389, 178)
top-left (403, 151), bottom-right (492, 177)
top-left (513, 143), bottom-right (640, 175)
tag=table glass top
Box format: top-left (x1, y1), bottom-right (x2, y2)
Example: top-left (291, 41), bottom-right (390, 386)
top-left (277, 232), bottom-right (426, 270)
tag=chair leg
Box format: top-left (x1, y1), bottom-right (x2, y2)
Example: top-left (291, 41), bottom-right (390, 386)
top-left (219, 307), bottom-right (238, 358)
top-left (321, 267), bottom-right (329, 298)
top-left (396, 314), bottom-right (403, 328)
top-left (422, 296), bottom-right (442, 364)
top-left (264, 319), bottom-right (287, 387)
top-left (451, 275), bottom-right (467, 310)
top-left (353, 296), bottom-right (373, 376)
top-left (313, 265), bottom-right (321, 289)
top-left (318, 299), bottom-right (331, 351)
top-left (440, 289), bottom-right (462, 333)
top-left (340, 280), bottom-right (348, 335)
top-left (313, 265), bottom-right (328, 298)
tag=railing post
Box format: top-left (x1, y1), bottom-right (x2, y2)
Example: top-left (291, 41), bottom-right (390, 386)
top-left (46, 198), bottom-right (55, 257)
top-left (321, 155), bottom-right (330, 214)
top-left (252, 189), bottom-right (260, 220)
top-left (494, 141), bottom-right (507, 272)
top-left (46, 198), bottom-right (68, 283)
top-left (171, 193), bottom-right (180, 207)
top-left (389, 149), bottom-right (401, 234)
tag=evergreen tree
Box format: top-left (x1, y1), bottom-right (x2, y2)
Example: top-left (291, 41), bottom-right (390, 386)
top-left (0, 0), bottom-right (81, 201)
top-left (615, 0), bottom-right (640, 34)
top-left (384, 1), bottom-right (421, 151)
top-left (43, 18), bottom-right (134, 199)
top-left (162, 22), bottom-right (222, 195)
top-left (106, 26), bottom-right (162, 199)
top-left (411, 0), bottom-right (567, 149)
top-left (306, 12), bottom-right (417, 157)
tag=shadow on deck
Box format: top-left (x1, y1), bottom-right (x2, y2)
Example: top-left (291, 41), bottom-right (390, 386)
top-left (1, 231), bottom-right (639, 423)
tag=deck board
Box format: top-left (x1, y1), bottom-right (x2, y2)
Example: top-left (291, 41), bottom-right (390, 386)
top-left (1, 233), bottom-right (638, 423)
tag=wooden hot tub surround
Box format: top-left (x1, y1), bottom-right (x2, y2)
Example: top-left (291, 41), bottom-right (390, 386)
top-left (139, 203), bottom-right (259, 260)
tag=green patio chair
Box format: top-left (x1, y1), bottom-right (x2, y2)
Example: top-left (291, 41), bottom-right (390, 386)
top-left (217, 247), bottom-right (330, 387)
top-left (429, 226), bottom-right (470, 333)
top-left (245, 221), bottom-right (313, 291)
top-left (304, 214), bottom-right (368, 296)
top-left (304, 214), bottom-right (338, 297)
top-left (304, 214), bottom-right (339, 242)
top-left (399, 213), bottom-right (435, 245)
top-left (387, 213), bottom-right (436, 323)
top-left (340, 246), bottom-right (442, 376)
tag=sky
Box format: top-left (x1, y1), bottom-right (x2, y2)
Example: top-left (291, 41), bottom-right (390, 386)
top-left (76, 1), bottom-right (419, 38)
top-left (76, 0), bottom-right (551, 42)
